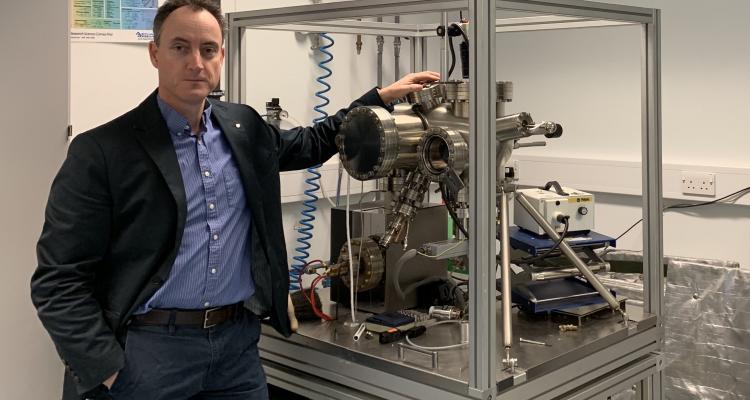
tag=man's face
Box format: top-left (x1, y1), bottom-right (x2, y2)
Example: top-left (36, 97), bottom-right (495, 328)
top-left (148, 6), bottom-right (224, 106)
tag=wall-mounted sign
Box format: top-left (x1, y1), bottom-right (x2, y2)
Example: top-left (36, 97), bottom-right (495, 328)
top-left (71, 0), bottom-right (158, 43)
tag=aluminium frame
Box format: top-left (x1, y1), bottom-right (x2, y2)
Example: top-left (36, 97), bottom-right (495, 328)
top-left (225, 1), bottom-right (663, 399)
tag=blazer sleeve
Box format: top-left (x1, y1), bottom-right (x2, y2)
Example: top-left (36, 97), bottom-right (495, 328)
top-left (272, 87), bottom-right (393, 171)
top-left (31, 134), bottom-right (124, 394)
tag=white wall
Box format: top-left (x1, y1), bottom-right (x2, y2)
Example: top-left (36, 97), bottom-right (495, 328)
top-left (1, 1), bottom-right (69, 398)
top-left (11, 0), bottom-right (750, 396)
top-left (70, 0), bottom-right (397, 268)
top-left (503, 0), bottom-right (750, 267)
top-left (71, 42), bottom-right (157, 134)
top-left (70, 0), bottom-right (750, 269)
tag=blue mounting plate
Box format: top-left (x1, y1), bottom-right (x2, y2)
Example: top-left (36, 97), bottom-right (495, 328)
top-left (509, 226), bottom-right (616, 257)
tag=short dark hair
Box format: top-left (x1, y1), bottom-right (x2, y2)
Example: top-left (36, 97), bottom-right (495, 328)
top-left (153, 0), bottom-right (225, 45)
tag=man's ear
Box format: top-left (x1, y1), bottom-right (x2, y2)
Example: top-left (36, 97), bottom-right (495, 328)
top-left (148, 41), bottom-right (159, 68)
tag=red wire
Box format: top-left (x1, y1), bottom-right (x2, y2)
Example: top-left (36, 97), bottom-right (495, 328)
top-left (302, 259), bottom-right (324, 271)
top-left (298, 260), bottom-right (325, 308)
top-left (310, 275), bottom-right (333, 321)
top-left (310, 276), bottom-right (327, 320)
top-left (295, 259), bottom-right (333, 321)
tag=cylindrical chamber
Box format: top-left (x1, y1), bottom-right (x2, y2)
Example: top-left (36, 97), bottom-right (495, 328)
top-left (417, 127), bottom-right (469, 182)
top-left (335, 237), bottom-right (385, 292)
top-left (337, 83), bottom-right (534, 182)
top-left (444, 81), bottom-right (512, 118)
top-left (451, 101), bottom-right (506, 119)
top-left (337, 105), bottom-right (425, 180)
top-left (422, 106), bottom-right (534, 144)
top-left (443, 81), bottom-right (512, 102)
top-left (496, 112), bottom-right (533, 139)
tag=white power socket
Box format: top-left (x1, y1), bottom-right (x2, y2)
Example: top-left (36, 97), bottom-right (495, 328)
top-left (681, 171), bottom-right (716, 196)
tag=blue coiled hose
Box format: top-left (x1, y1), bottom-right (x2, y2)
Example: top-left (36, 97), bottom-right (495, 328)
top-left (289, 33), bottom-right (334, 291)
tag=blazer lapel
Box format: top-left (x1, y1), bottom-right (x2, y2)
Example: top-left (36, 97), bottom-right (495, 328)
top-left (132, 91), bottom-right (187, 248)
top-left (210, 102), bottom-right (270, 250)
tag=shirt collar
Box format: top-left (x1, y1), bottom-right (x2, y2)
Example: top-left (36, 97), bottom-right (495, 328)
top-left (156, 94), bottom-right (213, 137)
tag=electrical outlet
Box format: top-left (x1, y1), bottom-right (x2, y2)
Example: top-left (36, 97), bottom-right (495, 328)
top-left (681, 171), bottom-right (716, 196)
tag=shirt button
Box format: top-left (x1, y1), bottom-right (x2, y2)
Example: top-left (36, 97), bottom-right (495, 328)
top-left (208, 203), bottom-right (215, 210)
top-left (210, 268), bottom-right (217, 274)
top-left (204, 171), bottom-right (211, 177)
top-left (212, 234), bottom-right (219, 241)
top-left (204, 302), bottom-right (210, 307)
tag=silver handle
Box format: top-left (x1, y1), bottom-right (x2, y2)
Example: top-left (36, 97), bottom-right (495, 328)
top-left (397, 343), bottom-right (439, 369)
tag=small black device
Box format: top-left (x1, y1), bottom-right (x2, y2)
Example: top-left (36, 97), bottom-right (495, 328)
top-left (378, 325), bottom-right (427, 344)
top-left (365, 311), bottom-right (415, 327)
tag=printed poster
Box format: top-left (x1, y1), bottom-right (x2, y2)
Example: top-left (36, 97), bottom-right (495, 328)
top-left (71, 0), bottom-right (159, 43)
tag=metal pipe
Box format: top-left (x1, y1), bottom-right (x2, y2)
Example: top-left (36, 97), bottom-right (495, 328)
top-left (531, 264), bottom-right (607, 281)
top-left (499, 189), bottom-right (513, 351)
top-left (394, 16), bottom-right (401, 78)
top-left (376, 17), bottom-right (384, 87)
top-left (516, 193), bottom-right (626, 320)
top-left (440, 12), bottom-right (448, 79)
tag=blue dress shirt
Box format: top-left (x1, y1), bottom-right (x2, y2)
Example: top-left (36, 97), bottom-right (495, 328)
top-left (136, 96), bottom-right (255, 312)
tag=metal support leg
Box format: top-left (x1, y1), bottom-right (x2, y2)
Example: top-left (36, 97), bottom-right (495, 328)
top-left (468, 0), bottom-right (497, 398)
top-left (499, 189), bottom-right (515, 372)
top-left (643, 9), bottom-right (664, 400)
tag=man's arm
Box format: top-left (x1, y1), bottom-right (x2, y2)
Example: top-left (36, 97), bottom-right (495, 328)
top-left (376, 71), bottom-right (441, 104)
top-left (272, 71), bottom-right (440, 171)
top-left (31, 134), bottom-right (124, 395)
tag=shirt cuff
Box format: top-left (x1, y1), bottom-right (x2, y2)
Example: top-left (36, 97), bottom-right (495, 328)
top-left (362, 87), bottom-right (394, 113)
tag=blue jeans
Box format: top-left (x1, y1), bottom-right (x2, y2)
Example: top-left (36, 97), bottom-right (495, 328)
top-left (109, 309), bottom-right (268, 400)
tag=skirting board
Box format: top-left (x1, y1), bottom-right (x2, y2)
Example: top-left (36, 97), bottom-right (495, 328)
top-left (512, 155), bottom-right (750, 206)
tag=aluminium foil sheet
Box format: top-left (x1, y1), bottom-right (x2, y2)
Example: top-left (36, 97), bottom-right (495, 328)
top-left (599, 251), bottom-right (748, 399)
top-left (664, 260), bottom-right (750, 399)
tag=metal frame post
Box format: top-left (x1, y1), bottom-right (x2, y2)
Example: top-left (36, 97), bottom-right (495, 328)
top-left (641, 8), bottom-right (664, 400)
top-left (225, 21), bottom-right (244, 104)
top-left (410, 36), bottom-right (428, 72)
top-left (468, 0), bottom-right (497, 398)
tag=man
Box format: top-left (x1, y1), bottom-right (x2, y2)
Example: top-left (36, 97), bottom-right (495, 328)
top-left (30, 1), bottom-right (439, 399)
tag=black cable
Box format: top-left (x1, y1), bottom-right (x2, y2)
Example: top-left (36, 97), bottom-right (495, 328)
top-left (446, 199), bottom-right (469, 238)
top-left (449, 23), bottom-right (470, 79)
top-left (615, 218), bottom-right (643, 241)
top-left (448, 36), bottom-right (456, 77)
top-left (440, 182), bottom-right (469, 238)
top-left (451, 23), bottom-right (469, 44)
top-left (511, 217), bottom-right (570, 265)
top-left (666, 185), bottom-right (750, 209)
top-left (614, 185), bottom-right (750, 241)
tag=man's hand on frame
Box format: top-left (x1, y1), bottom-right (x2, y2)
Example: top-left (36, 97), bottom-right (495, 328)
top-left (377, 71), bottom-right (441, 104)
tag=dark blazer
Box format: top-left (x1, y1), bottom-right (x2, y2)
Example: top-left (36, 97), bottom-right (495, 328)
top-left (31, 88), bottom-right (387, 399)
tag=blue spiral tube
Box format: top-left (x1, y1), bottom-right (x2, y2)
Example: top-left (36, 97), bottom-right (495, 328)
top-left (289, 33), bottom-right (334, 291)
